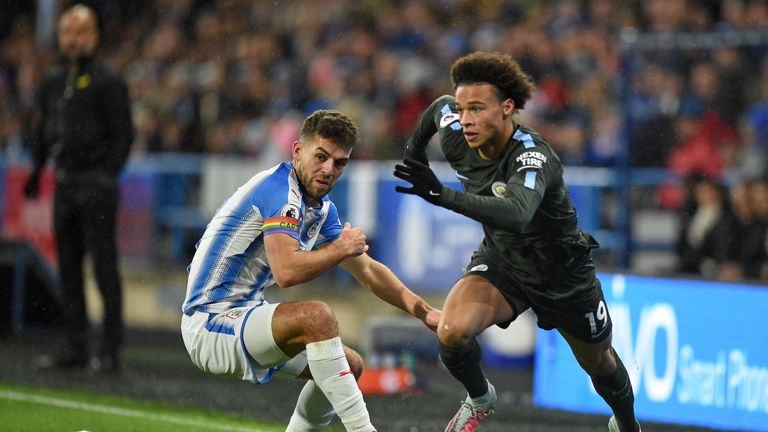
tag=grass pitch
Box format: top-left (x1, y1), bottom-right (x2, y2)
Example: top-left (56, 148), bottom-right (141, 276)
top-left (0, 382), bottom-right (286, 432)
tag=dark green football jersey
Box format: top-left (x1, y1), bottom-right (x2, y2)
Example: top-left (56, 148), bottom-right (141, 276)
top-left (406, 95), bottom-right (585, 270)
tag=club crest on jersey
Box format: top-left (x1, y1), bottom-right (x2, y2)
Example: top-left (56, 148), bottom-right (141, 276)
top-left (280, 203), bottom-right (300, 220)
top-left (225, 309), bottom-right (245, 319)
top-left (77, 74), bottom-right (91, 89)
top-left (515, 151), bottom-right (547, 171)
top-left (307, 222), bottom-right (320, 238)
top-left (491, 181), bottom-right (506, 197)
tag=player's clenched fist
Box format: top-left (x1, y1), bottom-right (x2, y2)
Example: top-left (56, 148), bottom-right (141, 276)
top-left (336, 222), bottom-right (369, 256)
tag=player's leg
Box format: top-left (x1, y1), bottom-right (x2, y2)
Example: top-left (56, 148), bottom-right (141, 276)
top-left (286, 380), bottom-right (334, 432)
top-left (439, 275), bottom-right (513, 398)
top-left (284, 346), bottom-right (365, 432)
top-left (438, 275), bottom-right (517, 431)
top-left (267, 301), bottom-right (375, 432)
top-left (560, 330), bottom-right (640, 432)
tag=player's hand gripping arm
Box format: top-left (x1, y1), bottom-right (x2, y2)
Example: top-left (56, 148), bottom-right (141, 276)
top-left (264, 222), bottom-right (369, 288)
top-left (339, 255), bottom-right (441, 332)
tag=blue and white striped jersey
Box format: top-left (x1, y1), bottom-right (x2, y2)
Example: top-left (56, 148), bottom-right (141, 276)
top-left (182, 162), bottom-right (343, 315)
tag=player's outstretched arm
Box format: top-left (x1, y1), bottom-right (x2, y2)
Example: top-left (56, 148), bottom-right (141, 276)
top-left (394, 157), bottom-right (542, 233)
top-left (340, 253), bottom-right (441, 331)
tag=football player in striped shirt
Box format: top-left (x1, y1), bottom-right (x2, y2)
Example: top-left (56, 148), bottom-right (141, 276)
top-left (182, 110), bottom-right (440, 432)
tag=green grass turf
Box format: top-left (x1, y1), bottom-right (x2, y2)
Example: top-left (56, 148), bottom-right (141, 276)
top-left (0, 381), bottom-right (285, 432)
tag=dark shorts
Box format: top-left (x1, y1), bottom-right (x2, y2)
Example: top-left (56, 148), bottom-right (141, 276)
top-left (461, 232), bottom-right (612, 343)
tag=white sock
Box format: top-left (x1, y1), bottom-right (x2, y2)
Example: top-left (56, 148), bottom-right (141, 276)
top-left (306, 337), bottom-right (374, 432)
top-left (286, 380), bottom-right (335, 432)
top-left (470, 381), bottom-right (496, 410)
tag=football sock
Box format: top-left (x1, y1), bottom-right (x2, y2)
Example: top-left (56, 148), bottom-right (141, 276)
top-left (306, 337), bottom-right (374, 432)
top-left (591, 349), bottom-right (639, 432)
top-left (438, 337), bottom-right (488, 398)
top-left (286, 380), bottom-right (335, 432)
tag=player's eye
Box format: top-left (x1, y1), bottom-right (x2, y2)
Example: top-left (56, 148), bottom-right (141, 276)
top-left (334, 160), bottom-right (348, 170)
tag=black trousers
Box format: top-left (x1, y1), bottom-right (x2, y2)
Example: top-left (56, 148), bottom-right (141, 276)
top-left (53, 172), bottom-right (122, 355)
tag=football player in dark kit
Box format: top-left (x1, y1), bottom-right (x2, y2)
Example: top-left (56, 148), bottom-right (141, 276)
top-left (394, 51), bottom-right (641, 432)
top-left (24, 4), bottom-right (134, 373)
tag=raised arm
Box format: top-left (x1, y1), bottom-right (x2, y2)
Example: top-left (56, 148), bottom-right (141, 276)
top-left (339, 253), bottom-right (441, 331)
top-left (403, 95), bottom-right (454, 164)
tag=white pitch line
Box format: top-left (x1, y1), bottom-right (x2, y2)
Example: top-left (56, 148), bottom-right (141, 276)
top-left (0, 390), bottom-right (271, 432)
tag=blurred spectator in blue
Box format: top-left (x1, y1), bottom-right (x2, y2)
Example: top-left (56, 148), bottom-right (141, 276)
top-left (745, 63), bottom-right (768, 153)
top-left (730, 115), bottom-right (767, 180)
top-left (628, 65), bottom-right (684, 167)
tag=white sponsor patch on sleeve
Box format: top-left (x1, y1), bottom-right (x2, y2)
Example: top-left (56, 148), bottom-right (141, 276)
top-left (515, 151), bottom-right (547, 171)
top-left (440, 112), bottom-right (460, 128)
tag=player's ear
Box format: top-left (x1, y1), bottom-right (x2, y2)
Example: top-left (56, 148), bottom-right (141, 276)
top-left (291, 140), bottom-right (302, 162)
top-left (502, 98), bottom-right (515, 119)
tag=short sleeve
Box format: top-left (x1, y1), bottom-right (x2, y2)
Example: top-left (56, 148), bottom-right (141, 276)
top-left (258, 169), bottom-right (301, 241)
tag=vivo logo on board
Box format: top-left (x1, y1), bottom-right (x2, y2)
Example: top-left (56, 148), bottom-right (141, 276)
top-left (607, 274), bottom-right (768, 415)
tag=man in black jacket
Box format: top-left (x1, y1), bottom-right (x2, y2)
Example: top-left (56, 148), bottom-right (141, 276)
top-left (25, 4), bottom-right (134, 373)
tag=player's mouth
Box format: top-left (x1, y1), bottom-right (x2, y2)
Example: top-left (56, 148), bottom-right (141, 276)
top-left (464, 132), bottom-right (479, 141)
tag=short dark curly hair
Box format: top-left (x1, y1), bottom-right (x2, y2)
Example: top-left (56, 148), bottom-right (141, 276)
top-left (300, 110), bottom-right (360, 148)
top-left (450, 51), bottom-right (535, 110)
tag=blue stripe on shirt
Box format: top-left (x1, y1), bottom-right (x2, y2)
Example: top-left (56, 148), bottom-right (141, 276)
top-left (524, 171), bottom-right (537, 189)
top-left (514, 129), bottom-right (535, 148)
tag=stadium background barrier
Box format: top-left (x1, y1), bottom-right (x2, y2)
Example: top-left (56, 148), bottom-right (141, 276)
top-left (2, 154), bottom-right (679, 272)
top-left (0, 154), bottom-right (680, 322)
top-left (535, 272), bottom-right (768, 431)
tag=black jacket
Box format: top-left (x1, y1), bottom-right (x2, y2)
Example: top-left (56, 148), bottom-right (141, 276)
top-left (29, 55), bottom-right (134, 178)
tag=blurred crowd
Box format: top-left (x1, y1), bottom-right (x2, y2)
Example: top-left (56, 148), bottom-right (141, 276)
top-left (677, 175), bottom-right (768, 280)
top-left (2, 0), bottom-right (768, 278)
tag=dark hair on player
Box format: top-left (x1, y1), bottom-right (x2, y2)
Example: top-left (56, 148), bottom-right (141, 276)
top-left (450, 51), bottom-right (535, 110)
top-left (300, 110), bottom-right (360, 148)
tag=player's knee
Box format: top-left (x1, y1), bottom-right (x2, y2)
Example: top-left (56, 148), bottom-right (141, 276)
top-left (580, 347), bottom-right (617, 376)
top-left (437, 322), bottom-right (473, 347)
top-left (301, 301), bottom-right (340, 340)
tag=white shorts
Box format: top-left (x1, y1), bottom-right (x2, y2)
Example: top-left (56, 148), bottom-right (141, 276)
top-left (181, 303), bottom-right (308, 384)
